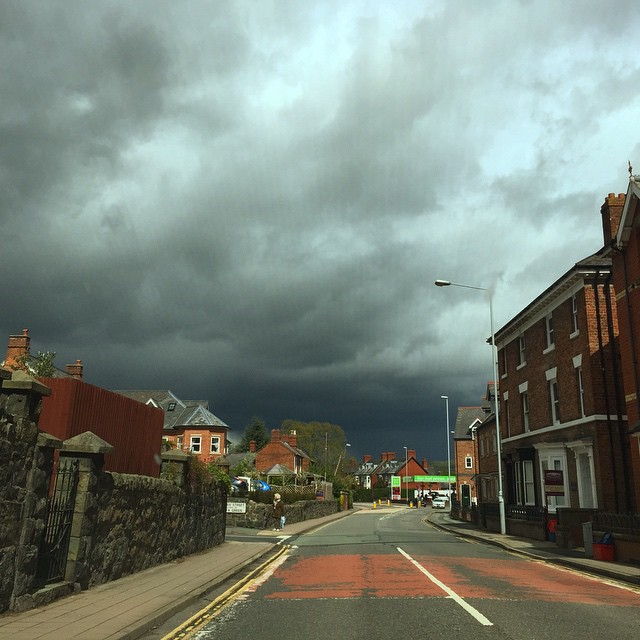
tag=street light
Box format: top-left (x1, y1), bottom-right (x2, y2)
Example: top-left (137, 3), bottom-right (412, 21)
top-left (441, 395), bottom-right (452, 513)
top-left (435, 279), bottom-right (506, 534)
top-left (403, 446), bottom-right (408, 504)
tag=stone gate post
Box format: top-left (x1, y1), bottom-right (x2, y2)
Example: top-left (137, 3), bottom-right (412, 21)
top-left (59, 431), bottom-right (113, 589)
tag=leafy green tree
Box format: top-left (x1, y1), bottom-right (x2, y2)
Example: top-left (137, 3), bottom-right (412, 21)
top-left (11, 351), bottom-right (57, 378)
top-left (280, 419), bottom-right (347, 479)
top-left (235, 416), bottom-right (269, 452)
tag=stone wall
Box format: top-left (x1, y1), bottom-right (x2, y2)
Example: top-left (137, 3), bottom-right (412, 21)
top-left (226, 498), bottom-right (339, 529)
top-left (0, 371), bottom-right (228, 613)
top-left (85, 471), bottom-right (226, 588)
top-left (0, 371), bottom-right (56, 613)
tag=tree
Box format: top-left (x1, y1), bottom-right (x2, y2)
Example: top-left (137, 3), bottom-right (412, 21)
top-left (280, 419), bottom-right (347, 480)
top-left (235, 416), bottom-right (269, 453)
top-left (10, 351), bottom-right (57, 378)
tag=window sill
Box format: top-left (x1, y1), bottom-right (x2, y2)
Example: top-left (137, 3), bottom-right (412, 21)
top-left (516, 362), bottom-right (527, 371)
top-left (570, 330), bottom-right (580, 340)
top-left (542, 344), bottom-right (556, 355)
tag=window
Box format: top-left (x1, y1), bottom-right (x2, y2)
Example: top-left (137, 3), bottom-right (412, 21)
top-left (190, 435), bottom-right (202, 453)
top-left (545, 314), bottom-right (554, 349)
top-left (518, 334), bottom-right (526, 366)
top-left (501, 347), bottom-right (508, 377)
top-left (550, 379), bottom-right (560, 424)
top-left (210, 436), bottom-right (220, 453)
top-left (523, 460), bottom-right (535, 505)
top-left (168, 402), bottom-right (176, 411)
top-left (479, 438), bottom-right (485, 457)
top-left (577, 368), bottom-right (585, 417)
top-left (503, 391), bottom-right (511, 438)
top-left (522, 391), bottom-right (530, 432)
top-left (465, 455), bottom-right (473, 469)
top-left (176, 435), bottom-right (183, 450)
top-left (571, 295), bottom-right (579, 334)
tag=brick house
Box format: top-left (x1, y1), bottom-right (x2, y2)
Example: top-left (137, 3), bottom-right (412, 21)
top-left (255, 429), bottom-right (312, 475)
top-left (114, 390), bottom-right (231, 464)
top-left (475, 382), bottom-right (503, 507)
top-left (354, 455), bottom-right (378, 489)
top-left (453, 406), bottom-right (486, 507)
top-left (601, 183), bottom-right (640, 511)
top-left (364, 451), bottom-right (429, 500)
top-left (494, 251), bottom-right (629, 515)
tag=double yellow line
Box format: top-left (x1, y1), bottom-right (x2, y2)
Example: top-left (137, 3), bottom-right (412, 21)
top-left (161, 546), bottom-right (289, 640)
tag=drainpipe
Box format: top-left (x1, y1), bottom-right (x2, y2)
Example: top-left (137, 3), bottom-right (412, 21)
top-left (620, 245), bottom-right (640, 424)
top-left (592, 270), bottom-right (619, 512)
top-left (604, 270), bottom-right (634, 512)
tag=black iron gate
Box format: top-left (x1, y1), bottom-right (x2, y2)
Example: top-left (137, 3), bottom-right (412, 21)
top-left (36, 458), bottom-right (80, 584)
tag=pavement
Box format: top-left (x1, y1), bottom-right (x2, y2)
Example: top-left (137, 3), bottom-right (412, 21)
top-left (1, 504), bottom-right (639, 640)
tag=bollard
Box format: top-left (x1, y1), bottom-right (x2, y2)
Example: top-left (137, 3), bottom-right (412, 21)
top-left (387, 499), bottom-right (390, 506)
top-left (409, 501), bottom-right (413, 508)
top-left (373, 502), bottom-right (377, 509)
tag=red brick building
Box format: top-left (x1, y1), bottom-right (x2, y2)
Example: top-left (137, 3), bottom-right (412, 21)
top-left (602, 183), bottom-right (640, 511)
top-left (494, 251), bottom-right (629, 514)
top-left (255, 429), bottom-right (312, 475)
top-left (453, 406), bottom-right (486, 507)
top-left (115, 390), bottom-right (231, 464)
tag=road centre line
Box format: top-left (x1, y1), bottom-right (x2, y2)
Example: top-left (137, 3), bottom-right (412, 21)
top-left (396, 547), bottom-right (493, 626)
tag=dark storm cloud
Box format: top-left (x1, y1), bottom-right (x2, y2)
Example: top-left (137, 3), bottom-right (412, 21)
top-left (2, 1), bottom-right (640, 461)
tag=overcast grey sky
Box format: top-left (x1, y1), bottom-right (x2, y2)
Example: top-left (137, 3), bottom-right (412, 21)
top-left (2, 1), bottom-right (638, 464)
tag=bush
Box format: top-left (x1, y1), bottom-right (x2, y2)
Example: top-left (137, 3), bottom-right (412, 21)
top-left (352, 487), bottom-right (390, 502)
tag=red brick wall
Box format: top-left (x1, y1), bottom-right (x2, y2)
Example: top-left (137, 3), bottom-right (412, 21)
top-left (610, 201), bottom-right (640, 511)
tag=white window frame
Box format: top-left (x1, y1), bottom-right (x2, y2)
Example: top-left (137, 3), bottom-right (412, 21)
top-left (577, 367), bottom-right (585, 417)
top-left (501, 347), bottom-right (508, 378)
top-left (550, 379), bottom-right (560, 424)
top-left (190, 435), bottom-right (202, 453)
top-left (518, 334), bottom-right (526, 368)
top-left (503, 391), bottom-right (511, 438)
top-left (176, 435), bottom-right (183, 450)
top-left (523, 460), bottom-right (535, 505)
top-left (465, 455), bottom-right (473, 469)
top-left (210, 435), bottom-right (221, 454)
top-left (521, 390), bottom-right (530, 432)
top-left (545, 314), bottom-right (555, 350)
top-left (571, 294), bottom-right (579, 336)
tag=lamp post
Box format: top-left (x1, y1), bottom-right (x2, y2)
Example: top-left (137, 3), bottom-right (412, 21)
top-left (435, 279), bottom-right (506, 534)
top-left (441, 395), bottom-right (452, 512)
top-left (403, 446), bottom-right (408, 504)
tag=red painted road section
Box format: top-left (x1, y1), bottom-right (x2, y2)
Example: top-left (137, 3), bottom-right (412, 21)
top-left (262, 554), bottom-right (640, 606)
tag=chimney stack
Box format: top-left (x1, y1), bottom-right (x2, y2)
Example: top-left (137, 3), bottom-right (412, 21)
top-left (363, 454), bottom-right (372, 463)
top-left (65, 359), bottom-right (84, 379)
top-left (249, 440), bottom-right (256, 453)
top-left (408, 449), bottom-right (416, 460)
top-left (601, 192), bottom-right (626, 244)
top-left (288, 429), bottom-right (297, 448)
top-left (271, 429), bottom-right (281, 443)
top-left (5, 328), bottom-right (30, 369)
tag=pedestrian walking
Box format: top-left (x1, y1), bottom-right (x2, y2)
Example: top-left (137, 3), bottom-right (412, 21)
top-left (272, 493), bottom-right (285, 530)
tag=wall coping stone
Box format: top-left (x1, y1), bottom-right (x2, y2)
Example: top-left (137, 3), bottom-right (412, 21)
top-left (0, 368), bottom-right (11, 380)
top-left (37, 432), bottom-right (63, 449)
top-left (161, 449), bottom-right (190, 462)
top-left (2, 370), bottom-right (51, 396)
top-left (62, 431), bottom-right (114, 455)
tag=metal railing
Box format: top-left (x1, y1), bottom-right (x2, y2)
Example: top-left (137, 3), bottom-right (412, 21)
top-left (592, 512), bottom-right (640, 537)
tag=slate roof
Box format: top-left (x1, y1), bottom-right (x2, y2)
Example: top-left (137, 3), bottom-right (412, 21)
top-left (113, 389), bottom-right (229, 431)
top-left (453, 406), bottom-right (486, 439)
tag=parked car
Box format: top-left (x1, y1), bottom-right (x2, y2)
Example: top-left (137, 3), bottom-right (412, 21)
top-left (431, 496), bottom-right (447, 509)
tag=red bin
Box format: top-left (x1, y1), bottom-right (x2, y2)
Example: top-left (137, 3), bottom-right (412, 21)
top-left (592, 543), bottom-right (614, 561)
